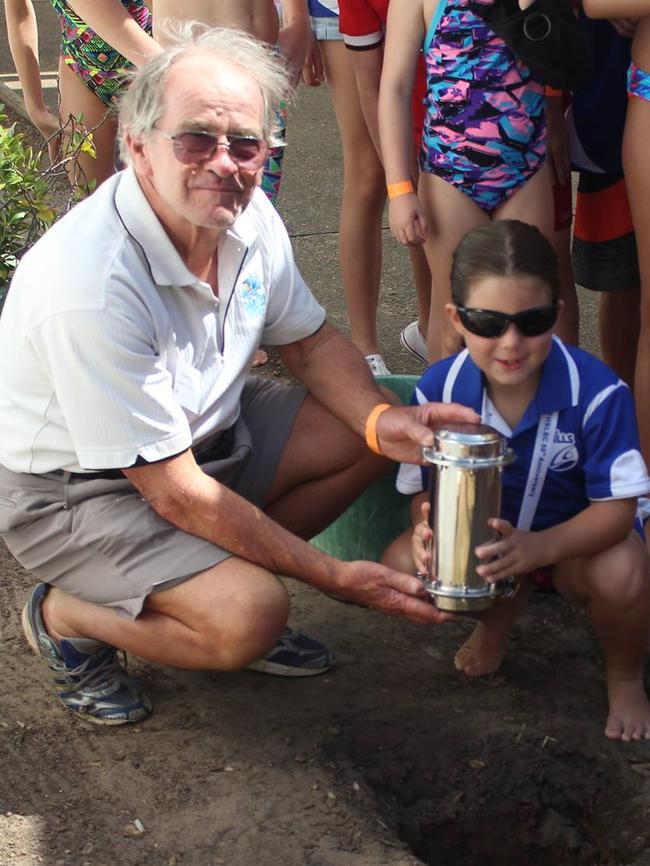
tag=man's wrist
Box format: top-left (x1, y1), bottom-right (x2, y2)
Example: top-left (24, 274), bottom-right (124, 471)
top-left (365, 403), bottom-right (392, 455)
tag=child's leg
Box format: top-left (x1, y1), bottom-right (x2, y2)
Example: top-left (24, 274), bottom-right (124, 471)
top-left (418, 172), bottom-right (489, 361)
top-left (319, 40), bottom-right (386, 360)
top-left (554, 531), bottom-right (650, 741)
top-left (454, 579), bottom-right (532, 677)
top-left (624, 94), bottom-right (650, 464)
top-left (599, 287), bottom-right (640, 387)
top-left (550, 226), bottom-right (580, 345)
top-left (496, 161), bottom-right (555, 239)
top-left (381, 527), bottom-right (417, 574)
top-left (58, 59), bottom-right (117, 190)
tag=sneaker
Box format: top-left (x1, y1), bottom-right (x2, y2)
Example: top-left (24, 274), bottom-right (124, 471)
top-left (246, 627), bottom-right (335, 677)
top-left (365, 353), bottom-right (391, 376)
top-left (400, 320), bottom-right (428, 365)
top-left (22, 583), bottom-right (152, 725)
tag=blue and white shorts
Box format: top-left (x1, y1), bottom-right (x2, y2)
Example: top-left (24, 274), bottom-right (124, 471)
top-left (308, 0), bottom-right (342, 40)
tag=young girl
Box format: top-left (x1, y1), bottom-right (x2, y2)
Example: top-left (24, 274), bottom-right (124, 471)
top-left (302, 2), bottom-right (393, 374)
top-left (383, 220), bottom-right (650, 742)
top-left (582, 2), bottom-right (650, 469)
top-left (5, 0), bottom-right (155, 187)
top-left (378, 0), bottom-right (554, 361)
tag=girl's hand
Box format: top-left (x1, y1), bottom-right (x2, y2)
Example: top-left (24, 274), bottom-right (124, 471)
top-left (388, 192), bottom-right (428, 245)
top-left (301, 35), bottom-right (325, 87)
top-left (412, 500), bottom-right (433, 575)
top-left (29, 106), bottom-right (62, 164)
top-left (279, 19), bottom-right (312, 88)
top-left (474, 518), bottom-right (547, 582)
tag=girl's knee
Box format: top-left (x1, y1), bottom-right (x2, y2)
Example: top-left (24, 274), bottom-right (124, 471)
top-left (583, 545), bottom-right (650, 607)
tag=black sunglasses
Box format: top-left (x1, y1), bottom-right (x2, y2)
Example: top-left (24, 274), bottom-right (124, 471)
top-left (456, 304), bottom-right (559, 338)
top-left (154, 128), bottom-right (268, 169)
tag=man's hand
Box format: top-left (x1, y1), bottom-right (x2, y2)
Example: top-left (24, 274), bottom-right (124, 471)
top-left (474, 518), bottom-right (548, 582)
top-left (334, 560), bottom-right (455, 624)
top-left (374, 401), bottom-right (480, 464)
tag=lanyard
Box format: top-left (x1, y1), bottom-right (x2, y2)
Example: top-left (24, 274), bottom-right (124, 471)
top-left (516, 412), bottom-right (558, 531)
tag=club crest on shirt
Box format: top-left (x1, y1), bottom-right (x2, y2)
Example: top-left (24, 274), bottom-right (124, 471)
top-left (550, 430), bottom-right (579, 472)
top-left (241, 274), bottom-right (266, 318)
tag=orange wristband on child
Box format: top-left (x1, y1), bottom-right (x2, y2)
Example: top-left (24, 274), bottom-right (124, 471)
top-left (544, 86), bottom-right (563, 97)
top-left (387, 180), bottom-right (414, 200)
top-left (365, 403), bottom-right (392, 455)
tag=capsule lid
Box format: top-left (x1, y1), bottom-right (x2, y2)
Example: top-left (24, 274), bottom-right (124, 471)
top-left (422, 423), bottom-right (515, 467)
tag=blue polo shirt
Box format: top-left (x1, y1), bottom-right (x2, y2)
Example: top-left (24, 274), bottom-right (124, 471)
top-left (397, 338), bottom-right (650, 531)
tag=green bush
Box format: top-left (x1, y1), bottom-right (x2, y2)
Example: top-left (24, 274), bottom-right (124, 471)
top-left (0, 104), bottom-right (96, 307)
top-left (0, 106), bottom-right (57, 296)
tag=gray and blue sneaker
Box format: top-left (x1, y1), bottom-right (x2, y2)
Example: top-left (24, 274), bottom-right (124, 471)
top-left (246, 627), bottom-right (335, 677)
top-left (22, 583), bottom-right (151, 725)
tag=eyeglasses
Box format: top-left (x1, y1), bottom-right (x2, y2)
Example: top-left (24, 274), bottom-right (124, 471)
top-left (456, 304), bottom-right (559, 338)
top-left (154, 128), bottom-right (268, 169)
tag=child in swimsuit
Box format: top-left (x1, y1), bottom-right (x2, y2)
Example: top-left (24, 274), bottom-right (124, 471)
top-left (5, 0), bottom-right (154, 187)
top-left (382, 220), bottom-right (650, 742)
top-left (379, 0), bottom-right (554, 361)
top-left (583, 1), bottom-right (650, 470)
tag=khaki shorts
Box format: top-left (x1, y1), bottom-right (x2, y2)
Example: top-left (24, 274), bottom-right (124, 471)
top-left (0, 377), bottom-right (306, 619)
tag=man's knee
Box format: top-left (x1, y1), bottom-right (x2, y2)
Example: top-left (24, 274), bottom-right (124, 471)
top-left (150, 562), bottom-right (290, 670)
top-left (212, 579), bottom-right (290, 671)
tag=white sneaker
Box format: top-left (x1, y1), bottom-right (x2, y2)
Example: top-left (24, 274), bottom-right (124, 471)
top-left (365, 353), bottom-right (391, 376)
top-left (400, 320), bottom-right (428, 365)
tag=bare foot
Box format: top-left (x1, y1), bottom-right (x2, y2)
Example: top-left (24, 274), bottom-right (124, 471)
top-left (605, 679), bottom-right (650, 741)
top-left (454, 623), bottom-right (507, 677)
top-left (251, 348), bottom-right (268, 368)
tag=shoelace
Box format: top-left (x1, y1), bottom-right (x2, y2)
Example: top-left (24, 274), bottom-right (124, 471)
top-left (56, 647), bottom-right (130, 693)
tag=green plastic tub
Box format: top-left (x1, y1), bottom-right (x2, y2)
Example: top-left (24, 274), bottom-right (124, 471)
top-left (310, 374), bottom-right (419, 562)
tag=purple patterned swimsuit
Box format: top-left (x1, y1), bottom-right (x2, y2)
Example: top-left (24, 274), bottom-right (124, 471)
top-left (420, 0), bottom-right (546, 212)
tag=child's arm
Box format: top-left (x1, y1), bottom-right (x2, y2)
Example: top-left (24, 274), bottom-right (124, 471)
top-left (475, 499), bottom-right (637, 582)
top-left (278, 0), bottom-right (312, 86)
top-left (4, 0), bottom-right (59, 151)
top-left (67, 0), bottom-right (162, 67)
top-left (378, 0), bottom-right (428, 245)
top-left (583, 0), bottom-right (650, 18)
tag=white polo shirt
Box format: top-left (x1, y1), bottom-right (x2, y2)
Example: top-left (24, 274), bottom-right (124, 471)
top-left (0, 167), bottom-right (326, 474)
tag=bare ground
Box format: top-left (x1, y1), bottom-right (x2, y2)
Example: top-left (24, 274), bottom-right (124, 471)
top-left (2, 92), bottom-right (650, 866)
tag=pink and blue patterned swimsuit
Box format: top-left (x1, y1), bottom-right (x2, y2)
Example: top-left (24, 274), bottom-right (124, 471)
top-left (628, 62), bottom-right (650, 103)
top-left (420, 0), bottom-right (546, 212)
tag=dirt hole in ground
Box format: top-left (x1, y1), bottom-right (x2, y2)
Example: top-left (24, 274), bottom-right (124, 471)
top-left (396, 779), bottom-right (633, 866)
top-left (326, 712), bottom-right (650, 866)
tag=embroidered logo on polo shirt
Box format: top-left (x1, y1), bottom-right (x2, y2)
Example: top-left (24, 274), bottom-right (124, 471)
top-left (241, 275), bottom-right (266, 318)
top-left (550, 430), bottom-right (579, 472)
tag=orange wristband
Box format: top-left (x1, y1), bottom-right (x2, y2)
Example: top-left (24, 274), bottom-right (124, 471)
top-left (365, 403), bottom-right (392, 455)
top-left (544, 86), bottom-right (563, 97)
top-left (387, 180), bottom-right (414, 200)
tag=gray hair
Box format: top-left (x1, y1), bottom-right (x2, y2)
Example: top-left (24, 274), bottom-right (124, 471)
top-left (117, 20), bottom-right (293, 165)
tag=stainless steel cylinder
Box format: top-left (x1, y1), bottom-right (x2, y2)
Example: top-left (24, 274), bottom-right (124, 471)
top-left (422, 423), bottom-right (515, 612)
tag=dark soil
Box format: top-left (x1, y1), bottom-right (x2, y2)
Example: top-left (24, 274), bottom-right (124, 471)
top-left (2, 98), bottom-right (650, 866)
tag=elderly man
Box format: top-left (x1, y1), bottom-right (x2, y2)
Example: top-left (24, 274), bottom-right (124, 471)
top-left (0, 25), bottom-right (476, 725)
